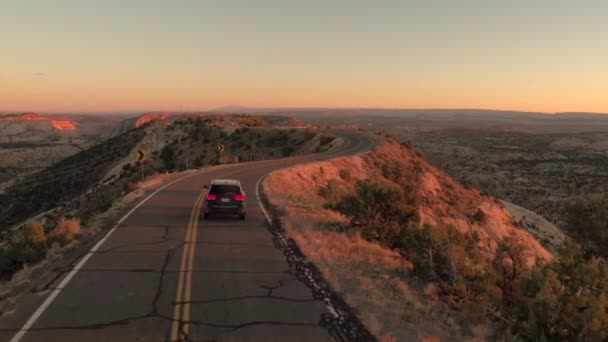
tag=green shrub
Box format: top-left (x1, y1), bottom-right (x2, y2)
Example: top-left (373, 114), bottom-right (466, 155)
top-left (0, 242), bottom-right (46, 280)
top-left (160, 145), bottom-right (176, 171)
top-left (77, 188), bottom-right (116, 225)
top-left (338, 169), bottom-right (351, 181)
top-left (318, 179), bottom-right (346, 204)
top-left (403, 225), bottom-right (484, 283)
top-left (327, 180), bottom-right (419, 247)
top-left (564, 198), bottom-right (608, 255)
top-left (511, 241), bottom-right (608, 340)
top-left (264, 131), bottom-right (289, 147)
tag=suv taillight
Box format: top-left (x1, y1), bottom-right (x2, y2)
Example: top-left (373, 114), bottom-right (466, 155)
top-left (233, 194), bottom-right (245, 201)
top-left (206, 194), bottom-right (217, 200)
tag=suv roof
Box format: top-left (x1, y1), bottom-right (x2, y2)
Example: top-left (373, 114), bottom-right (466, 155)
top-left (209, 179), bottom-right (241, 186)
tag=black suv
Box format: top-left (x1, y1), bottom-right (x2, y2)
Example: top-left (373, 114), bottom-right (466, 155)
top-left (202, 179), bottom-right (247, 220)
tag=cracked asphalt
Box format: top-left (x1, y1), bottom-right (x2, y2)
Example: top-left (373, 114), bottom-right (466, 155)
top-left (0, 130), bottom-right (376, 342)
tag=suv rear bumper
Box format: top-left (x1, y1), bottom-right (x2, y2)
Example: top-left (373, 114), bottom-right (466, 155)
top-left (204, 205), bottom-right (245, 215)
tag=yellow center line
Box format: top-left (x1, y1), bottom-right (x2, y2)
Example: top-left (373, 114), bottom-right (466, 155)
top-left (170, 189), bottom-right (205, 341)
top-left (182, 191), bottom-right (202, 336)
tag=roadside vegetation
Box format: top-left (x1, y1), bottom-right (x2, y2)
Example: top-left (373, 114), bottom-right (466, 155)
top-left (563, 198), bottom-right (608, 256)
top-left (326, 179), bottom-right (608, 340)
top-left (265, 137), bottom-right (608, 340)
top-left (151, 118), bottom-right (333, 172)
top-left (0, 218), bottom-right (81, 280)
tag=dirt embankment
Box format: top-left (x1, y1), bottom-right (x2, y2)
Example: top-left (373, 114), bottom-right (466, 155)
top-left (266, 140), bottom-right (551, 263)
top-left (262, 139), bottom-right (554, 340)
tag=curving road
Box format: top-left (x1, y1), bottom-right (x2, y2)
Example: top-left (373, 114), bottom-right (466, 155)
top-left (1, 129), bottom-right (376, 342)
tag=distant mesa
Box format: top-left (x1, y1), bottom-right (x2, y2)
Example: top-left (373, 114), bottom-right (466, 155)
top-left (0, 112), bottom-right (78, 130)
top-left (135, 113), bottom-right (171, 128)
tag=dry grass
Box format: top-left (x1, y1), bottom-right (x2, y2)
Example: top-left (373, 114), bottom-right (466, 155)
top-left (260, 140), bottom-right (532, 340)
top-left (286, 224), bottom-right (420, 341)
top-left (265, 180), bottom-right (473, 340)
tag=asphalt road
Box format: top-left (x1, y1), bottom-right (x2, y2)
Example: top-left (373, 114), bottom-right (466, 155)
top-left (1, 130), bottom-right (376, 342)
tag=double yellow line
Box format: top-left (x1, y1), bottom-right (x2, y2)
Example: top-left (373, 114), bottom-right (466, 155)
top-left (170, 189), bottom-right (206, 341)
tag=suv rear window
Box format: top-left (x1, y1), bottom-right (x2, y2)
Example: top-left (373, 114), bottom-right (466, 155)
top-left (209, 184), bottom-right (241, 195)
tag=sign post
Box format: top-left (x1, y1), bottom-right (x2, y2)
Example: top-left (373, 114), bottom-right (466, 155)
top-left (136, 149), bottom-right (146, 182)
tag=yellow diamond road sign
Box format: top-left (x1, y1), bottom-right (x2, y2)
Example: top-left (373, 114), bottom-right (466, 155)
top-left (136, 149), bottom-right (146, 161)
top-left (217, 144), bottom-right (224, 152)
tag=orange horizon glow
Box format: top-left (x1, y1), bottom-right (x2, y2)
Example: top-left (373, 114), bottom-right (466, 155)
top-left (1, 1), bottom-right (607, 114)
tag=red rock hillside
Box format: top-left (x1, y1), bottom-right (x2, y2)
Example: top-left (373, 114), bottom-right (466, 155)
top-left (135, 113), bottom-right (171, 127)
top-left (0, 113), bottom-right (77, 130)
top-left (265, 139), bottom-right (552, 263)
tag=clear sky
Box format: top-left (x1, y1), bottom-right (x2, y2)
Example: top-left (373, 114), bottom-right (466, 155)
top-left (1, 0), bottom-right (607, 113)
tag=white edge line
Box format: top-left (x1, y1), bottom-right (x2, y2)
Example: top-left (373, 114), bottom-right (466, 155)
top-left (9, 169), bottom-right (213, 342)
top-left (253, 134), bottom-right (376, 319)
top-left (255, 176), bottom-right (273, 226)
top-left (255, 174), bottom-right (340, 319)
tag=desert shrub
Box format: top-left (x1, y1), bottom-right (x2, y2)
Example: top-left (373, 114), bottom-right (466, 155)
top-left (0, 242), bottom-right (46, 280)
top-left (230, 130), bottom-right (243, 141)
top-left (402, 225), bottom-right (437, 277)
top-left (338, 169), bottom-right (351, 181)
top-left (24, 221), bottom-right (46, 246)
top-left (0, 220), bottom-right (49, 280)
top-left (327, 180), bottom-right (419, 247)
top-left (403, 225), bottom-right (486, 286)
top-left (263, 131), bottom-right (289, 147)
top-left (241, 115), bottom-right (264, 127)
top-left (472, 208), bottom-right (487, 223)
top-left (160, 144), bottom-right (176, 171)
top-left (401, 141), bottom-right (413, 149)
top-left (318, 179), bottom-right (346, 204)
top-left (564, 198), bottom-right (608, 255)
top-left (380, 159), bottom-right (417, 185)
top-left (121, 163), bottom-right (134, 176)
top-left (510, 241), bottom-right (608, 340)
top-left (492, 236), bottom-right (530, 306)
top-left (77, 188), bottom-right (116, 225)
top-left (52, 217), bottom-right (81, 241)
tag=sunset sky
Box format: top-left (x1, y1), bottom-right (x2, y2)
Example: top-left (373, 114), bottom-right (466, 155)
top-left (1, 1), bottom-right (607, 113)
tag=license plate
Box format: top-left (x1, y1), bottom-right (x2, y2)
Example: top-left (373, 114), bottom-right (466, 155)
top-left (221, 198), bottom-right (230, 203)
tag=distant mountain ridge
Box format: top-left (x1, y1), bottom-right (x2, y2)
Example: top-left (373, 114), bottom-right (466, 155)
top-left (210, 106), bottom-right (608, 117)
